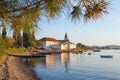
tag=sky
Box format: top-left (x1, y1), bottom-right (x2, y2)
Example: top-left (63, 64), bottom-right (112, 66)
top-left (35, 0), bottom-right (120, 46)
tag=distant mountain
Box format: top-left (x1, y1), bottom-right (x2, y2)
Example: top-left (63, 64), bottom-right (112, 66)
top-left (90, 45), bottom-right (120, 49)
top-left (104, 45), bottom-right (120, 49)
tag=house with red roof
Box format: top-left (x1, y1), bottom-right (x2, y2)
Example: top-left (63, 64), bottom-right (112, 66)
top-left (40, 33), bottom-right (76, 50)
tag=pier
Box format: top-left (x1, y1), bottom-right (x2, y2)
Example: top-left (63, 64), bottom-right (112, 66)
top-left (8, 54), bottom-right (46, 58)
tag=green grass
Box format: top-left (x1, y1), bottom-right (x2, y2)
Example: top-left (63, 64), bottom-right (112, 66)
top-left (0, 48), bottom-right (28, 62)
top-left (6, 48), bottom-right (28, 54)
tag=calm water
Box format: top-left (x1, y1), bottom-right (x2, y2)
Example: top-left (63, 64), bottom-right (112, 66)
top-left (25, 50), bottom-right (120, 80)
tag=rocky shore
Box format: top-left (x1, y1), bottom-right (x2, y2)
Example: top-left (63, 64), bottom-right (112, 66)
top-left (0, 56), bottom-right (40, 80)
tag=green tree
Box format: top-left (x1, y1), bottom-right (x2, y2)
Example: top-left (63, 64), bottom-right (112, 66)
top-left (5, 37), bottom-right (15, 48)
top-left (23, 32), bottom-right (31, 48)
top-left (0, 0), bottom-right (109, 25)
top-left (2, 27), bottom-right (6, 39)
top-left (0, 0), bottom-right (109, 48)
top-left (13, 27), bottom-right (22, 47)
top-left (16, 32), bottom-right (22, 47)
top-left (36, 40), bottom-right (43, 46)
top-left (31, 31), bottom-right (35, 41)
top-left (77, 43), bottom-right (88, 50)
top-left (76, 43), bottom-right (82, 48)
top-left (0, 36), bottom-right (6, 49)
top-left (31, 41), bottom-right (37, 48)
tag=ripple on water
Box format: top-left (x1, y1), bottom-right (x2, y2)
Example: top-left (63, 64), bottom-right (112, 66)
top-left (28, 50), bottom-right (120, 80)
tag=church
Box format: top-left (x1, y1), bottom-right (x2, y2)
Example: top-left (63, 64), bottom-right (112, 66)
top-left (40, 33), bottom-right (76, 50)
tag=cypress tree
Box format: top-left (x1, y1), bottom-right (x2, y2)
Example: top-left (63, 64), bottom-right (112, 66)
top-left (2, 27), bottom-right (6, 39)
top-left (23, 32), bottom-right (31, 48)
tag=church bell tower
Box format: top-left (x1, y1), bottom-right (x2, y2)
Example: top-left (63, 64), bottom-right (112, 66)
top-left (64, 33), bottom-right (69, 41)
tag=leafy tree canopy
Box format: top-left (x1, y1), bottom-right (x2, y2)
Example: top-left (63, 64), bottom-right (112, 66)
top-left (0, 0), bottom-right (109, 48)
top-left (0, 0), bottom-right (109, 25)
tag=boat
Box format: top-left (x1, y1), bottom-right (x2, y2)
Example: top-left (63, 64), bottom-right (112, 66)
top-left (8, 54), bottom-right (46, 58)
top-left (93, 49), bottom-right (101, 52)
top-left (80, 52), bottom-right (83, 54)
top-left (100, 55), bottom-right (113, 58)
top-left (88, 53), bottom-right (91, 55)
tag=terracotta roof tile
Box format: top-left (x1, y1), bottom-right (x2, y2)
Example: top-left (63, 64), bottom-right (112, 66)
top-left (40, 37), bottom-right (58, 42)
top-left (40, 37), bottom-right (75, 44)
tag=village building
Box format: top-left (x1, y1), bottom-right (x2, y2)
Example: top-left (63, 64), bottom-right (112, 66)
top-left (40, 33), bottom-right (76, 50)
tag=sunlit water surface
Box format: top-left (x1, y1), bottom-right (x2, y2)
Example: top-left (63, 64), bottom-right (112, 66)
top-left (24, 50), bottom-right (120, 80)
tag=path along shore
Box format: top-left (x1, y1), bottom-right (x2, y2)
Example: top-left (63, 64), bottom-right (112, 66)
top-left (0, 56), bottom-right (40, 80)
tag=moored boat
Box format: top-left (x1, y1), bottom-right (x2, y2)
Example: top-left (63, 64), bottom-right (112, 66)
top-left (88, 53), bottom-right (91, 55)
top-left (100, 55), bottom-right (113, 58)
top-left (93, 49), bottom-right (101, 52)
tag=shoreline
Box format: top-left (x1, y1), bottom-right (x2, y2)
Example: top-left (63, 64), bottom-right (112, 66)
top-left (33, 49), bottom-right (85, 53)
top-left (0, 55), bottom-right (40, 80)
top-left (0, 49), bottom-right (94, 80)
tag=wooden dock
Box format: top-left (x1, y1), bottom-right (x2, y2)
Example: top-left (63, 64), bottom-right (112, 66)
top-left (8, 54), bottom-right (46, 58)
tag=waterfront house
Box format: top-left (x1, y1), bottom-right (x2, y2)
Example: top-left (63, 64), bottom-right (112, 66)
top-left (40, 33), bottom-right (76, 50)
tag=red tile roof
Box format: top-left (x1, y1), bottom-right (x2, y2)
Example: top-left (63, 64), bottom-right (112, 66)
top-left (40, 37), bottom-right (58, 42)
top-left (40, 37), bottom-right (74, 44)
top-left (58, 40), bottom-right (65, 42)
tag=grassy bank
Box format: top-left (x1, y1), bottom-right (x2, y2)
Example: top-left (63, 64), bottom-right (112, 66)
top-left (0, 48), bottom-right (28, 62)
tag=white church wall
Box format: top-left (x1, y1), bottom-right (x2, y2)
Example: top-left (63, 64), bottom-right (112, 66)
top-left (41, 33), bottom-right (76, 50)
top-left (42, 41), bottom-right (46, 49)
top-left (69, 44), bottom-right (76, 49)
top-left (61, 44), bottom-right (69, 50)
top-left (50, 45), bottom-right (61, 50)
top-left (43, 41), bottom-right (59, 49)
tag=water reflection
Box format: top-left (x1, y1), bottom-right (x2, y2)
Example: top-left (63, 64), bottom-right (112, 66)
top-left (46, 54), bottom-right (57, 66)
top-left (23, 57), bottom-right (45, 67)
top-left (36, 53), bottom-right (71, 71)
top-left (61, 53), bottom-right (70, 72)
top-left (23, 50), bottom-right (120, 80)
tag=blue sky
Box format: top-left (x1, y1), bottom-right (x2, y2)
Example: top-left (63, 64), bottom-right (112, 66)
top-left (36, 0), bottom-right (120, 46)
